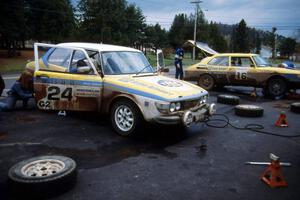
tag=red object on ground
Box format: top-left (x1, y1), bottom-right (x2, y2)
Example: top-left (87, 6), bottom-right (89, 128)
top-left (260, 154), bottom-right (288, 188)
top-left (275, 111), bottom-right (288, 127)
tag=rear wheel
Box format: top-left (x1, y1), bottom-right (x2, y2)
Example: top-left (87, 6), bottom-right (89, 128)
top-left (110, 100), bottom-right (143, 137)
top-left (198, 74), bottom-right (215, 90)
top-left (267, 78), bottom-right (287, 98)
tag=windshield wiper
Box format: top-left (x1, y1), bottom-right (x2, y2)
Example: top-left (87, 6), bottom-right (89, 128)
top-left (135, 64), bottom-right (153, 75)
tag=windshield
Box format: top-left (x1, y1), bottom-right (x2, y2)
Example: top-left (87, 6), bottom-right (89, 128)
top-left (102, 51), bottom-right (153, 75)
top-left (253, 55), bottom-right (271, 67)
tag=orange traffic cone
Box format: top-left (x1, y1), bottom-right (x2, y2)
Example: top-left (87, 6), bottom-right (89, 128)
top-left (275, 111), bottom-right (288, 127)
top-left (260, 153), bottom-right (287, 188)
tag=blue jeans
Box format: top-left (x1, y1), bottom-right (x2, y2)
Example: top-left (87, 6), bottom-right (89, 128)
top-left (175, 61), bottom-right (183, 80)
top-left (0, 94), bottom-right (29, 111)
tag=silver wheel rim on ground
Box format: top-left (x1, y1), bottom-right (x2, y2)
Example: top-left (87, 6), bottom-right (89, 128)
top-left (115, 105), bottom-right (134, 132)
top-left (21, 159), bottom-right (65, 177)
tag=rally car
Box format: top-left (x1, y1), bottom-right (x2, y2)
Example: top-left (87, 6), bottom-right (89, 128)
top-left (26, 43), bottom-right (216, 136)
top-left (184, 53), bottom-right (300, 97)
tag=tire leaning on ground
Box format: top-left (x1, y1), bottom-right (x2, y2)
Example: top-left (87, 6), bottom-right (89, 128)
top-left (217, 94), bottom-right (240, 105)
top-left (8, 155), bottom-right (77, 199)
top-left (235, 105), bottom-right (264, 117)
top-left (290, 102), bottom-right (300, 114)
top-left (198, 74), bottom-right (215, 90)
top-left (110, 100), bottom-right (143, 136)
top-left (267, 78), bottom-right (287, 98)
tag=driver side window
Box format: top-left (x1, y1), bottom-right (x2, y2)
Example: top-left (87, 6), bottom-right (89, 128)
top-left (47, 48), bottom-right (72, 72)
top-left (231, 57), bottom-right (254, 68)
top-left (69, 50), bottom-right (93, 74)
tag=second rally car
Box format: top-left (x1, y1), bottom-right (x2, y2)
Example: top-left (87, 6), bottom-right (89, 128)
top-left (184, 53), bottom-right (300, 97)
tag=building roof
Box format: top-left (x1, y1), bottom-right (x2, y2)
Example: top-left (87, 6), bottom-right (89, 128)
top-left (58, 42), bottom-right (140, 52)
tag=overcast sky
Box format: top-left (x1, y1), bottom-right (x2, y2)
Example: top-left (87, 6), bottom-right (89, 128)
top-left (126, 0), bottom-right (300, 38)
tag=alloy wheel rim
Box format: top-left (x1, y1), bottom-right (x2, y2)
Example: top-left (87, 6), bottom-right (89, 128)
top-left (115, 105), bottom-right (134, 132)
top-left (21, 159), bottom-right (65, 177)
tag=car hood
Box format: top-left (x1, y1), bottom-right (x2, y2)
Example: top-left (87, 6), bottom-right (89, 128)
top-left (104, 74), bottom-right (208, 102)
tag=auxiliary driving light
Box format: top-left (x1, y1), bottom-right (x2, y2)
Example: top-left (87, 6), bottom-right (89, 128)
top-left (183, 111), bottom-right (194, 127)
top-left (209, 103), bottom-right (217, 115)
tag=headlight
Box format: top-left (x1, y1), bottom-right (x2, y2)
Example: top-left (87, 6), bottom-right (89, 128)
top-left (170, 103), bottom-right (176, 112)
top-left (199, 95), bottom-right (208, 104)
top-left (175, 102), bottom-right (181, 111)
top-left (155, 102), bottom-right (170, 113)
top-left (203, 95), bottom-right (208, 103)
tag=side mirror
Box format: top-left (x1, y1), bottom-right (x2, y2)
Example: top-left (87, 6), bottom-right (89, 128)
top-left (77, 66), bottom-right (91, 73)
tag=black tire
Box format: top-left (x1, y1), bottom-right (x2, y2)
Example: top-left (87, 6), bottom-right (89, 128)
top-left (267, 78), bottom-right (287, 98)
top-left (0, 74), bottom-right (5, 96)
top-left (198, 74), bottom-right (215, 90)
top-left (8, 155), bottom-right (77, 199)
top-left (215, 85), bottom-right (225, 91)
top-left (290, 102), bottom-right (300, 114)
top-left (235, 105), bottom-right (264, 117)
top-left (110, 99), bottom-right (143, 136)
top-left (217, 94), bottom-right (240, 105)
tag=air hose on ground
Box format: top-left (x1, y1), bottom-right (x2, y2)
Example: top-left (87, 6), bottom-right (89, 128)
top-left (203, 114), bottom-right (300, 138)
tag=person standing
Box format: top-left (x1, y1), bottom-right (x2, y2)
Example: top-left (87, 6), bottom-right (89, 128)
top-left (175, 48), bottom-right (184, 80)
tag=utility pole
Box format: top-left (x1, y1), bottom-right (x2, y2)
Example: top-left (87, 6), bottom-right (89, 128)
top-left (190, 1), bottom-right (202, 60)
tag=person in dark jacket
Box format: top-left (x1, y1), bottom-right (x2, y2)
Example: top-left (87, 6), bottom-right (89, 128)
top-left (175, 48), bottom-right (184, 80)
top-left (0, 70), bottom-right (33, 111)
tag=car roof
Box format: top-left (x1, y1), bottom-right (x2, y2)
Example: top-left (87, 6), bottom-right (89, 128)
top-left (58, 42), bottom-right (141, 52)
top-left (213, 53), bottom-right (258, 57)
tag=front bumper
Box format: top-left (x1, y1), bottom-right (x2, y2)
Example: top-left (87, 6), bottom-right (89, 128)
top-left (153, 103), bottom-right (216, 126)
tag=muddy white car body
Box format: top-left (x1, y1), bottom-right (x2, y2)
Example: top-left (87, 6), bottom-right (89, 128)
top-left (28, 43), bottom-right (216, 136)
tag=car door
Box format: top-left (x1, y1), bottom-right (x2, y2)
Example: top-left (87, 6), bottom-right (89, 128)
top-left (206, 56), bottom-right (230, 84)
top-left (228, 56), bottom-right (258, 86)
top-left (34, 44), bottom-right (103, 111)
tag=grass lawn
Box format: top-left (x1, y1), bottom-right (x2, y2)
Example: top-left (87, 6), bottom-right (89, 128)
top-left (0, 50), bottom-right (34, 73)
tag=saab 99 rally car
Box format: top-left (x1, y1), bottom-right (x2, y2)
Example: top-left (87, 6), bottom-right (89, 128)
top-left (184, 53), bottom-right (300, 98)
top-left (25, 43), bottom-right (216, 136)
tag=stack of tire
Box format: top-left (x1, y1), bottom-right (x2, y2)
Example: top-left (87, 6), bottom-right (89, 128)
top-left (217, 94), bottom-right (264, 117)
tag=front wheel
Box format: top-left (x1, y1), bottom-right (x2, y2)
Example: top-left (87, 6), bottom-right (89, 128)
top-left (198, 74), bottom-right (215, 90)
top-left (267, 78), bottom-right (287, 98)
top-left (110, 100), bottom-right (142, 136)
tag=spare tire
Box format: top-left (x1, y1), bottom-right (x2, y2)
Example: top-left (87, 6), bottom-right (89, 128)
top-left (217, 94), bottom-right (240, 105)
top-left (235, 105), bottom-right (264, 117)
top-left (290, 102), bottom-right (300, 114)
top-left (8, 155), bottom-right (77, 199)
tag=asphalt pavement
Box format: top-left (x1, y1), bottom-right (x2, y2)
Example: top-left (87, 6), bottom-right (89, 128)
top-left (1, 81), bottom-right (300, 200)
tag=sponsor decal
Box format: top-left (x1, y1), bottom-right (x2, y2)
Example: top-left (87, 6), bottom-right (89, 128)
top-left (157, 80), bottom-right (183, 87)
top-left (74, 86), bottom-right (101, 97)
